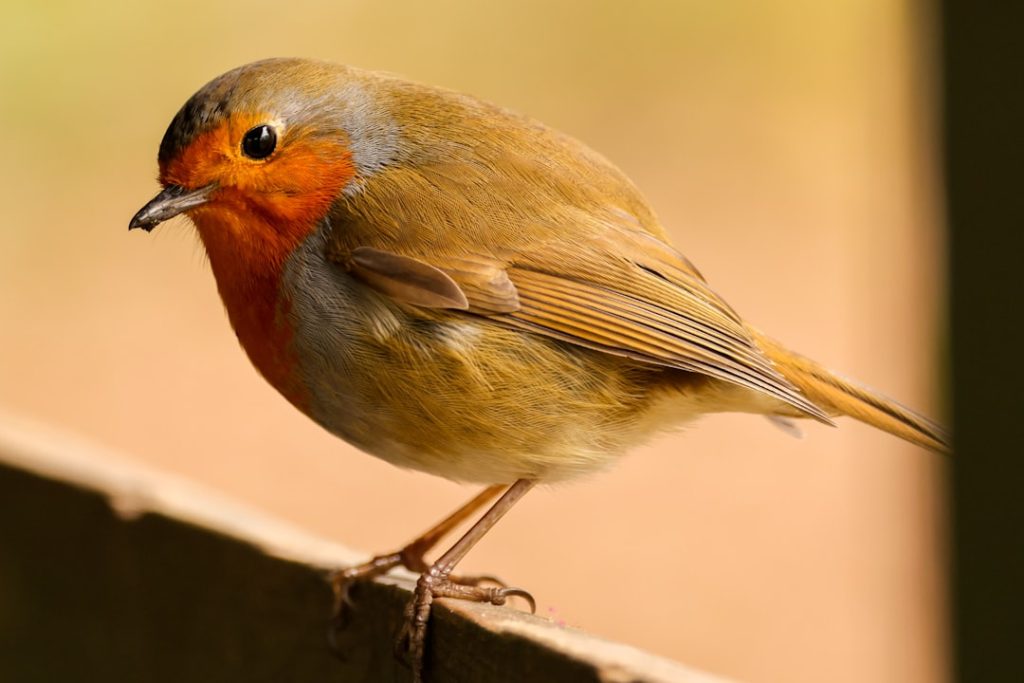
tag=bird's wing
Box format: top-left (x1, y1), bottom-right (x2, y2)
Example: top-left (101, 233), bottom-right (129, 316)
top-left (325, 140), bottom-right (830, 422)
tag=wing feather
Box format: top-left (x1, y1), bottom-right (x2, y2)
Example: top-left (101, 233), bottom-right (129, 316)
top-left (502, 268), bottom-right (830, 419)
top-left (322, 94), bottom-right (831, 421)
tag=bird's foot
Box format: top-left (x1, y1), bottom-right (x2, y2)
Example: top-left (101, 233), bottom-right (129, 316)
top-left (396, 570), bottom-right (536, 682)
top-left (329, 547), bottom-right (509, 636)
top-left (327, 480), bottom-right (535, 679)
top-left (329, 550), bottom-right (406, 633)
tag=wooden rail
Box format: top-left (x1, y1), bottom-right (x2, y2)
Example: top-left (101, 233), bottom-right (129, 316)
top-left (0, 411), bottom-right (732, 682)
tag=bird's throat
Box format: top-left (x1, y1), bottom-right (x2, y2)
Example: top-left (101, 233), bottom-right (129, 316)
top-left (190, 204), bottom-right (313, 410)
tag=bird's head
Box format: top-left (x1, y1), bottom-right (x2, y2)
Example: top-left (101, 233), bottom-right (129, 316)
top-left (130, 59), bottom-right (374, 270)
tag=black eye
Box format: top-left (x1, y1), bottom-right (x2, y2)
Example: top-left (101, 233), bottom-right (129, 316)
top-left (241, 124), bottom-right (277, 159)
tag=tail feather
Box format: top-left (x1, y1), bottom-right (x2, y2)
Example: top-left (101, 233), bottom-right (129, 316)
top-left (751, 330), bottom-right (949, 453)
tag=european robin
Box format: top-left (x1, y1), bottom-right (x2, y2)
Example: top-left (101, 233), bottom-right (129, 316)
top-left (130, 58), bottom-right (947, 680)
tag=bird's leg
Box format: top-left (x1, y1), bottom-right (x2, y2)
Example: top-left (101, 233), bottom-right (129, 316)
top-left (330, 484), bottom-right (504, 631)
top-left (396, 478), bottom-right (537, 682)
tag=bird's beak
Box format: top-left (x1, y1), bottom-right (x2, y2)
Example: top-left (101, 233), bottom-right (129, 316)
top-left (129, 184), bottom-right (216, 232)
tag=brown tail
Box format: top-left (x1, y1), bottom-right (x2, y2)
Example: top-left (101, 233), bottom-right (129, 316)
top-left (751, 330), bottom-right (949, 453)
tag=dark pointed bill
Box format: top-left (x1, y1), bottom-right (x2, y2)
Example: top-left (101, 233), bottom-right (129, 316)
top-left (129, 184), bottom-right (216, 231)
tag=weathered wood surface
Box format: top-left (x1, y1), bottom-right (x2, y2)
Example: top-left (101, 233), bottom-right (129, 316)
top-left (0, 412), bottom-right (732, 682)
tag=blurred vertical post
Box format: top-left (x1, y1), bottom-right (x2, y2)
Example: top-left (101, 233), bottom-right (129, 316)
top-left (945, 0), bottom-right (1024, 680)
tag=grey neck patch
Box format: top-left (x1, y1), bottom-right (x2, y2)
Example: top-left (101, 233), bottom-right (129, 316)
top-left (331, 79), bottom-right (401, 191)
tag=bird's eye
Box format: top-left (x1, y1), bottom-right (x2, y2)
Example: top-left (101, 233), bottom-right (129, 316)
top-left (241, 124), bottom-right (277, 160)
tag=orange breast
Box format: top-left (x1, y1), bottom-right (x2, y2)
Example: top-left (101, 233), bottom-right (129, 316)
top-left (191, 202), bottom-right (311, 410)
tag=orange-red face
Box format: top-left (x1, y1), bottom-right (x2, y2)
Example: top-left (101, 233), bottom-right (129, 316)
top-left (130, 61), bottom-right (360, 274)
top-left (141, 111), bottom-right (356, 282)
top-left (159, 110), bottom-right (355, 235)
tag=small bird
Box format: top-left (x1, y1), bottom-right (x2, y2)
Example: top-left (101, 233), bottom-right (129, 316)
top-left (131, 58), bottom-right (947, 680)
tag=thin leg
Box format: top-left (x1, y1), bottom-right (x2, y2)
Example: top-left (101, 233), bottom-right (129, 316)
top-left (398, 478), bottom-right (537, 682)
top-left (330, 484), bottom-right (504, 631)
top-left (399, 484), bottom-right (508, 569)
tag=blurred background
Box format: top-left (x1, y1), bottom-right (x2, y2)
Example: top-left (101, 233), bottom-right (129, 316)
top-left (0, 1), bottom-right (946, 682)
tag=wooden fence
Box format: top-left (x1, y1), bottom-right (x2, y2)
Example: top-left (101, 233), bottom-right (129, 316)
top-left (0, 412), bottom-right (731, 683)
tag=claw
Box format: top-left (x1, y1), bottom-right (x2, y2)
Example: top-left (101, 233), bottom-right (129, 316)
top-left (392, 571), bottom-right (538, 681)
top-left (393, 620), bottom-right (412, 664)
top-left (496, 586), bottom-right (536, 614)
top-left (327, 551), bottom-right (407, 657)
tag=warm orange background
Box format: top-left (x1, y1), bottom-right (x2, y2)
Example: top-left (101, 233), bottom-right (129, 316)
top-left (0, 2), bottom-right (947, 682)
